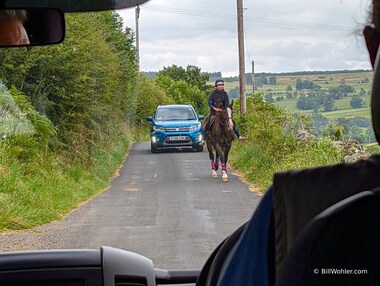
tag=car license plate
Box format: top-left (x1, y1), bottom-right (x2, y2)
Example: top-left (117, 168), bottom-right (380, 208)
top-left (169, 136), bottom-right (186, 141)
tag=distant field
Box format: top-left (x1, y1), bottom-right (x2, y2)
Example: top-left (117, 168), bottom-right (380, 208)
top-left (273, 94), bottom-right (371, 119)
top-left (219, 70), bottom-right (374, 119)
top-left (220, 70), bottom-right (373, 92)
top-left (275, 103), bottom-right (371, 119)
top-left (262, 71), bottom-right (372, 89)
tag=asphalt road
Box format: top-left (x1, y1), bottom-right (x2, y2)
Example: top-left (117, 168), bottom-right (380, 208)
top-left (0, 142), bottom-right (262, 270)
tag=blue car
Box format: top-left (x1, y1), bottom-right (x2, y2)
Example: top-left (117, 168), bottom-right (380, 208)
top-left (146, 105), bottom-right (205, 153)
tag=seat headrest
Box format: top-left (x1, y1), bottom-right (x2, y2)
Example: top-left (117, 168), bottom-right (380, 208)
top-left (276, 188), bottom-right (380, 285)
top-left (371, 49), bottom-right (380, 143)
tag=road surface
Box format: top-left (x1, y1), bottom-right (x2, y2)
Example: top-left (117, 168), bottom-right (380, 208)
top-left (0, 142), bottom-right (262, 270)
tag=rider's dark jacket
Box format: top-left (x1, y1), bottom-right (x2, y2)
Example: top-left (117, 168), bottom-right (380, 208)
top-left (208, 89), bottom-right (231, 115)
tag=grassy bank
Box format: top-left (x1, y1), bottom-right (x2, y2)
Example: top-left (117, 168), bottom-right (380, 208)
top-left (229, 96), bottom-right (343, 191)
top-left (0, 129), bottom-right (134, 232)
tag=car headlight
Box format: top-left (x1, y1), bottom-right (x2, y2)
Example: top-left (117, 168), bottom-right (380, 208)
top-left (189, 123), bottom-right (201, 131)
top-left (153, 126), bottom-right (165, 131)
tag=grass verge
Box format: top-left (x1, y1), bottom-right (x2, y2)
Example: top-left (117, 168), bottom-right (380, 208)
top-left (229, 96), bottom-right (343, 191)
top-left (0, 131), bottom-right (133, 232)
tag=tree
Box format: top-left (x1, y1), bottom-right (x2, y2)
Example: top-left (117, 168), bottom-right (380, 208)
top-left (286, 92), bottom-right (293, 99)
top-left (133, 74), bottom-right (173, 124)
top-left (228, 87), bottom-right (239, 98)
top-left (313, 101), bottom-right (320, 113)
top-left (350, 95), bottom-right (364, 109)
top-left (0, 11), bottom-right (140, 155)
top-left (264, 93), bottom-right (274, 103)
top-left (155, 65), bottom-right (210, 114)
top-left (338, 84), bottom-right (355, 94)
top-left (268, 76), bottom-right (277, 85)
top-left (257, 75), bottom-right (268, 85)
top-left (295, 79), bottom-right (317, 90)
top-left (208, 72), bottom-right (222, 82)
top-left (310, 113), bottom-right (329, 136)
top-left (323, 97), bottom-right (335, 112)
top-left (328, 87), bottom-right (343, 100)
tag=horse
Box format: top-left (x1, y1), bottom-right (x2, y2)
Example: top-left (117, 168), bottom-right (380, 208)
top-left (205, 106), bottom-right (235, 182)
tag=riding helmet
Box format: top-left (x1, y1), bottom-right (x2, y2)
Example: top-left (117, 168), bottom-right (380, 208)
top-left (215, 79), bottom-right (224, 86)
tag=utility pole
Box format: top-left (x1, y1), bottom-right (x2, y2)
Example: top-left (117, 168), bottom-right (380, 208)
top-left (252, 60), bottom-right (255, 95)
top-left (135, 6), bottom-right (140, 71)
top-left (237, 0), bottom-right (246, 114)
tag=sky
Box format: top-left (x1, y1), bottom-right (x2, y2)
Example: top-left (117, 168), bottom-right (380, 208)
top-left (118, 0), bottom-right (372, 77)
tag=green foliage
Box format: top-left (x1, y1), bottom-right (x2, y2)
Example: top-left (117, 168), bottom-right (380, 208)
top-left (207, 71), bottom-right (222, 82)
top-left (322, 123), bottom-right (345, 141)
top-left (9, 86), bottom-right (57, 145)
top-left (255, 75), bottom-right (268, 87)
top-left (296, 92), bottom-right (336, 112)
top-left (296, 79), bottom-right (320, 90)
top-left (1, 90), bottom-right (34, 136)
top-left (350, 95), bottom-right (364, 108)
top-left (309, 114), bottom-right (375, 143)
top-left (228, 87), bottom-right (239, 99)
top-left (338, 84), bottom-right (355, 94)
top-left (279, 138), bottom-right (342, 171)
top-left (268, 76), bottom-right (277, 85)
top-left (229, 94), bottom-right (342, 190)
top-left (0, 12), bottom-right (141, 158)
top-left (0, 128), bottom-right (133, 231)
top-left (1, 87), bottom-right (58, 162)
top-left (364, 143), bottom-right (380, 154)
top-left (264, 93), bottom-right (274, 103)
top-left (0, 12), bottom-right (147, 231)
top-left (155, 65), bottom-right (210, 115)
top-left (133, 74), bottom-right (173, 124)
top-left (323, 97), bottom-right (335, 112)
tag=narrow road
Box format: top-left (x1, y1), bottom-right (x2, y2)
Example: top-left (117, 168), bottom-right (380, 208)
top-left (0, 142), bottom-right (262, 270)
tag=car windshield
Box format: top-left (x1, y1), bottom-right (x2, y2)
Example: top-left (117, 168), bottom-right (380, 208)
top-left (156, 108), bottom-right (197, 120)
top-left (0, 0), bottom-right (378, 280)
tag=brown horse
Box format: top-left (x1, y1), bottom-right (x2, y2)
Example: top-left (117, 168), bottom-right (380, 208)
top-left (205, 106), bottom-right (235, 182)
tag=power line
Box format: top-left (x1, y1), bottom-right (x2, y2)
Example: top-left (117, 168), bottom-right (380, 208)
top-left (142, 4), bottom-right (354, 32)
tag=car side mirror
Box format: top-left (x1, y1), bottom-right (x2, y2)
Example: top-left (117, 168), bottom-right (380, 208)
top-left (198, 115), bottom-right (205, 120)
top-left (0, 8), bottom-right (65, 47)
top-left (146, 116), bottom-right (153, 122)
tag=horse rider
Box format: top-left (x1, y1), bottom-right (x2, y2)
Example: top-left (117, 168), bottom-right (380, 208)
top-left (201, 79), bottom-right (246, 145)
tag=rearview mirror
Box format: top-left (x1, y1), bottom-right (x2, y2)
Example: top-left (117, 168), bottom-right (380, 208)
top-left (0, 8), bottom-right (65, 47)
top-left (4, 0), bottom-right (151, 12)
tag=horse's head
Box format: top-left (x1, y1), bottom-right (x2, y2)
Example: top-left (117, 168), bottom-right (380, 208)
top-left (221, 106), bottom-right (234, 130)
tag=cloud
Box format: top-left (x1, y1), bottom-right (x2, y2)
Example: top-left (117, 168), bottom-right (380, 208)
top-left (119, 0), bottom-right (372, 75)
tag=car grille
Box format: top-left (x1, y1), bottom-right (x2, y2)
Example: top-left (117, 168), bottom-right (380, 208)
top-left (165, 127), bottom-right (190, 132)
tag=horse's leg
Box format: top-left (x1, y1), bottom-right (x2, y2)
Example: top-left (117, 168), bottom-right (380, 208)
top-left (224, 143), bottom-right (232, 166)
top-left (215, 144), bottom-right (228, 182)
top-left (215, 154), bottom-right (220, 171)
top-left (207, 141), bottom-right (218, 178)
top-left (211, 153), bottom-right (218, 178)
top-left (221, 141), bottom-right (233, 182)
